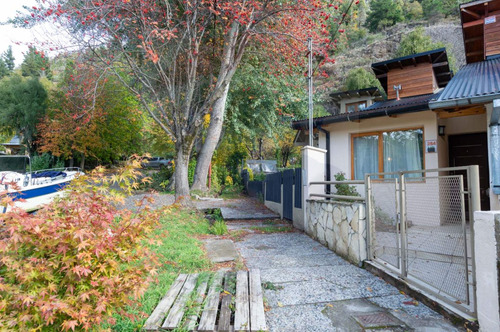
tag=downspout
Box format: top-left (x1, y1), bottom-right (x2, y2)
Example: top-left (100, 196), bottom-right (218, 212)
top-left (317, 125), bottom-right (331, 195)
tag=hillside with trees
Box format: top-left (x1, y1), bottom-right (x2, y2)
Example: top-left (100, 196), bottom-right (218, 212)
top-left (314, 0), bottom-right (467, 102)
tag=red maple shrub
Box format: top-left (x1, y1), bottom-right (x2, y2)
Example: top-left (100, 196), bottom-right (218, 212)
top-left (0, 158), bottom-right (159, 331)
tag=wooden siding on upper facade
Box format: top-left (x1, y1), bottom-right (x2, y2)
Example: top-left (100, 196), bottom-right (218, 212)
top-left (485, 14), bottom-right (500, 57)
top-left (387, 62), bottom-right (437, 100)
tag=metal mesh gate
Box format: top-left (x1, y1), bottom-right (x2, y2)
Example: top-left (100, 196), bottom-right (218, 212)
top-left (368, 178), bottom-right (400, 271)
top-left (367, 166), bottom-right (479, 317)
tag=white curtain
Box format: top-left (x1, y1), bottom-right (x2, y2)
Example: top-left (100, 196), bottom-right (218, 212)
top-left (383, 129), bottom-right (423, 177)
top-left (353, 135), bottom-right (379, 180)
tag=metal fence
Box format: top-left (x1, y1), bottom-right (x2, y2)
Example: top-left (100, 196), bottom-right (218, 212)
top-left (366, 166), bottom-right (480, 317)
top-left (265, 172), bottom-right (281, 203)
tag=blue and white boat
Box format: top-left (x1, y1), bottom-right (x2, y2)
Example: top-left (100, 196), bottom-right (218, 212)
top-left (0, 155), bottom-right (82, 212)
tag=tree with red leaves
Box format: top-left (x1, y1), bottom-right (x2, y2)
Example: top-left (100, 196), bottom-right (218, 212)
top-left (22, 0), bottom-right (352, 200)
top-left (37, 60), bottom-right (142, 169)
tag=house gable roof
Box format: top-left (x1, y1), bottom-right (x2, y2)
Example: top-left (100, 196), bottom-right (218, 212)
top-left (371, 48), bottom-right (452, 95)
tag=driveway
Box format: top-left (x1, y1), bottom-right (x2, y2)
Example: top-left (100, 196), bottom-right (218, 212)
top-left (235, 231), bottom-right (463, 331)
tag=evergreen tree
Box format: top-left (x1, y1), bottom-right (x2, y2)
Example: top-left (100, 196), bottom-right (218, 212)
top-left (2, 46), bottom-right (15, 72)
top-left (404, 0), bottom-right (423, 21)
top-left (343, 68), bottom-right (383, 92)
top-left (366, 0), bottom-right (404, 33)
top-left (396, 27), bottom-right (457, 72)
top-left (0, 59), bottom-right (8, 79)
top-left (0, 75), bottom-right (48, 155)
top-left (21, 47), bottom-right (52, 79)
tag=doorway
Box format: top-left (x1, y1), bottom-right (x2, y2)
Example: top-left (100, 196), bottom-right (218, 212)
top-left (449, 132), bottom-right (490, 211)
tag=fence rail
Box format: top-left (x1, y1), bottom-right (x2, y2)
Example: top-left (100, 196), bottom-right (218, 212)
top-left (308, 180), bottom-right (365, 201)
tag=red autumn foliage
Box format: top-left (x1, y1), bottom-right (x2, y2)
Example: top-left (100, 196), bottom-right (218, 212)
top-left (23, 0), bottom-right (357, 197)
top-left (0, 158), bottom-right (160, 331)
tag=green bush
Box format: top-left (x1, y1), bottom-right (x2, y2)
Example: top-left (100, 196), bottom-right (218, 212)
top-left (253, 172), bottom-right (266, 181)
top-left (30, 153), bottom-right (65, 171)
top-left (209, 220), bottom-right (228, 235)
top-left (30, 153), bottom-right (51, 171)
top-left (210, 165), bottom-right (222, 193)
top-left (334, 172), bottom-right (359, 197)
top-left (149, 166), bottom-right (174, 191)
top-left (365, 0), bottom-right (404, 32)
top-left (188, 159), bottom-right (196, 186)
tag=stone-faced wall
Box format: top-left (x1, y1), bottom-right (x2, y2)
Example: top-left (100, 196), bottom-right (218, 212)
top-left (306, 199), bottom-right (367, 265)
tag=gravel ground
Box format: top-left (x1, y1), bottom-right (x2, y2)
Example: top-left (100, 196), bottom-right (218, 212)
top-left (119, 193), bottom-right (272, 213)
top-left (118, 192), bottom-right (176, 211)
top-left (235, 232), bottom-right (464, 332)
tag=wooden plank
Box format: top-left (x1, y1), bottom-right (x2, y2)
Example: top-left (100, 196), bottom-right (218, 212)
top-left (184, 276), bottom-right (210, 331)
top-left (436, 106), bottom-right (486, 119)
top-left (234, 271), bottom-right (250, 332)
top-left (162, 274), bottom-right (199, 330)
top-left (198, 271), bottom-right (224, 332)
top-left (463, 18), bottom-right (484, 28)
top-left (219, 272), bottom-right (235, 332)
top-left (249, 270), bottom-right (268, 332)
top-left (462, 8), bottom-right (481, 19)
top-left (143, 274), bottom-right (188, 331)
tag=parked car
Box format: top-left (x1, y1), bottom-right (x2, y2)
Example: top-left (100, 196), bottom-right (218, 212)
top-left (141, 157), bottom-right (172, 169)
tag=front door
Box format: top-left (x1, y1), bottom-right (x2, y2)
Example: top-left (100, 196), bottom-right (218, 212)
top-left (449, 132), bottom-right (490, 211)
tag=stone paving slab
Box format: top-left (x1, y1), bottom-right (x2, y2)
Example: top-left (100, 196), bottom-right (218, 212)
top-left (263, 303), bottom-right (339, 332)
top-left (368, 295), bottom-right (462, 331)
top-left (235, 232), bottom-right (464, 332)
top-left (226, 221), bottom-right (291, 231)
top-left (263, 280), bottom-right (399, 307)
top-left (220, 207), bottom-right (279, 220)
top-left (244, 253), bottom-right (350, 270)
top-left (203, 239), bottom-right (238, 263)
top-left (259, 265), bottom-right (386, 285)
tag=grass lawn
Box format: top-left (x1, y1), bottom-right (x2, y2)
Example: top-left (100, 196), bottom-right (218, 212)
top-left (110, 207), bottom-right (213, 331)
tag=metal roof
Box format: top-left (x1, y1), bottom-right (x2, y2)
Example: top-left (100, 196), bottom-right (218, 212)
top-left (292, 93), bottom-right (437, 130)
top-left (329, 87), bottom-right (382, 100)
top-left (1, 135), bottom-right (23, 146)
top-left (429, 57), bottom-right (500, 109)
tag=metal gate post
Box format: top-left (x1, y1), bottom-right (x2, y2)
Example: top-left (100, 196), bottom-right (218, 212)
top-left (459, 174), bottom-right (471, 306)
top-left (399, 172), bottom-right (408, 278)
top-left (365, 174), bottom-right (373, 260)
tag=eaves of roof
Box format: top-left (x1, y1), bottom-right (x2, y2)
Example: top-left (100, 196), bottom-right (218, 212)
top-left (292, 93), bottom-right (436, 130)
top-left (429, 57), bottom-right (500, 109)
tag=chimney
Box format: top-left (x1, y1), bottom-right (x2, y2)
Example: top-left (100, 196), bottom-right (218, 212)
top-left (393, 85), bottom-right (402, 100)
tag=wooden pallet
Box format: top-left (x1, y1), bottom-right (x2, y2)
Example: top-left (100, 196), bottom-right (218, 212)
top-left (143, 270), bottom-right (268, 332)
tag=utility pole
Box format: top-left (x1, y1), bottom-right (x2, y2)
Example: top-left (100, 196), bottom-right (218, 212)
top-left (308, 37), bottom-right (313, 146)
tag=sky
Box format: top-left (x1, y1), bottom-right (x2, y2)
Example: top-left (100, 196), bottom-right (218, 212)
top-left (0, 0), bottom-right (48, 66)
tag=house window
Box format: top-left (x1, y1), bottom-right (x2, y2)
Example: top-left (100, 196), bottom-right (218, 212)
top-left (346, 101), bottom-right (367, 113)
top-left (351, 128), bottom-right (424, 180)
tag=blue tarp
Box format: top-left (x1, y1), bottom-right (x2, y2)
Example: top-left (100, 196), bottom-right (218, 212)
top-left (32, 171), bottom-right (67, 179)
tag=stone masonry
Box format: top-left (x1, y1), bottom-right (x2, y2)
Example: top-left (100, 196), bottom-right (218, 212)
top-left (306, 200), bottom-right (367, 265)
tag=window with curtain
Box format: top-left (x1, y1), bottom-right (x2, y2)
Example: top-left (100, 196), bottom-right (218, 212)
top-left (353, 135), bottom-right (379, 180)
top-left (352, 128), bottom-right (423, 180)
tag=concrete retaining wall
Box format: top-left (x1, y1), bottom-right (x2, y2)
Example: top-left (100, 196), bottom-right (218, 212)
top-left (474, 211), bottom-right (500, 332)
top-left (306, 199), bottom-right (367, 265)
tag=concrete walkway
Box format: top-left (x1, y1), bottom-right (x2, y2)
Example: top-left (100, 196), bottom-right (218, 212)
top-left (235, 232), bottom-right (463, 332)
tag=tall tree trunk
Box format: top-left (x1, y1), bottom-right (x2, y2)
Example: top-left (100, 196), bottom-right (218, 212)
top-left (174, 142), bottom-right (192, 204)
top-left (191, 84), bottom-right (230, 191)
